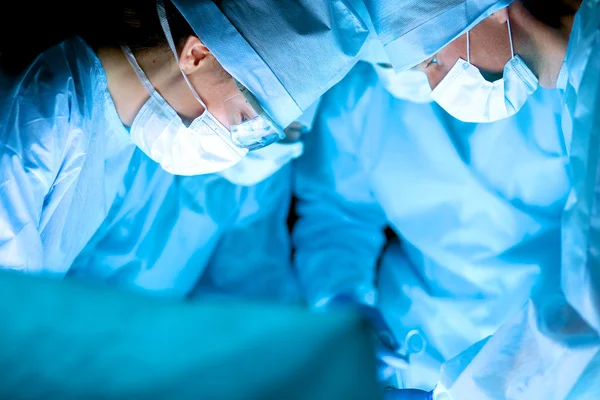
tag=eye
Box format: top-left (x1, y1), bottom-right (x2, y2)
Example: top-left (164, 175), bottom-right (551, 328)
top-left (240, 112), bottom-right (252, 123)
top-left (426, 56), bottom-right (439, 68)
top-left (377, 62), bottom-right (394, 69)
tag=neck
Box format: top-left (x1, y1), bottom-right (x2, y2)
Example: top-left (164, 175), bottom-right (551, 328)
top-left (509, 1), bottom-right (574, 88)
top-left (97, 46), bottom-right (195, 126)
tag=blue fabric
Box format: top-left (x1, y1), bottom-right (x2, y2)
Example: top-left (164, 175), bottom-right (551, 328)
top-left (0, 269), bottom-right (378, 399)
top-left (173, 0), bottom-right (369, 128)
top-left (70, 148), bottom-right (300, 302)
top-left (561, 0), bottom-right (600, 338)
top-left (432, 2), bottom-right (600, 398)
top-left (0, 38), bottom-right (136, 275)
top-left (384, 389), bottom-right (433, 400)
top-left (293, 61), bottom-right (569, 390)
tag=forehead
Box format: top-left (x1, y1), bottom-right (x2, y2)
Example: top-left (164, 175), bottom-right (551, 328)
top-left (415, 15), bottom-right (512, 90)
top-left (429, 15), bottom-right (512, 66)
top-left (397, 1), bottom-right (513, 71)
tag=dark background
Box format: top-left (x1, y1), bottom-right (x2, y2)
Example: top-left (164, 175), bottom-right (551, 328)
top-left (1, 0), bottom-right (576, 76)
top-left (0, 1), bottom-right (120, 75)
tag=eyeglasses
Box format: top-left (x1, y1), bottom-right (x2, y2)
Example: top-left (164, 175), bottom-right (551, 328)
top-left (223, 89), bottom-right (284, 151)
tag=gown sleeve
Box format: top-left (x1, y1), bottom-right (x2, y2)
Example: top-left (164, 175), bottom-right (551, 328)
top-left (293, 66), bottom-right (388, 307)
top-left (0, 55), bottom-right (73, 273)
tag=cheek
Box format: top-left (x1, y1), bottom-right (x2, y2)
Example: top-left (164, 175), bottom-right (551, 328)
top-left (439, 36), bottom-right (468, 64)
top-left (209, 107), bottom-right (231, 128)
top-left (426, 37), bottom-right (466, 90)
top-left (200, 79), bottom-right (242, 127)
top-left (425, 64), bottom-right (451, 91)
top-left (200, 92), bottom-right (230, 126)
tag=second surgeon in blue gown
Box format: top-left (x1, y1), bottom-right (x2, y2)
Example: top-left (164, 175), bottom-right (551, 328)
top-left (293, 61), bottom-right (570, 390)
top-left (378, 2), bottom-right (600, 397)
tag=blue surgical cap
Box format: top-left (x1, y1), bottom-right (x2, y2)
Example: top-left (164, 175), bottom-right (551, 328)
top-left (362, 0), bottom-right (513, 71)
top-left (172, 0), bottom-right (369, 129)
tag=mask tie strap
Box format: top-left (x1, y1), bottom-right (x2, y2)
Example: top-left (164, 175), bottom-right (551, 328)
top-left (507, 17), bottom-right (515, 58)
top-left (466, 31), bottom-right (471, 64)
top-left (121, 45), bottom-right (156, 95)
top-left (156, 0), bottom-right (208, 109)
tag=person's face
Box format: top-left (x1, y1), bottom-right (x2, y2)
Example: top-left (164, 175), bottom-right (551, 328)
top-left (174, 37), bottom-right (255, 129)
top-left (415, 9), bottom-right (514, 90)
top-left (180, 37), bottom-right (286, 148)
top-left (187, 63), bottom-right (256, 130)
top-left (174, 35), bottom-right (305, 148)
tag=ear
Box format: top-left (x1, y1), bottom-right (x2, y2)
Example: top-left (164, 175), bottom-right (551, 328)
top-left (179, 35), bottom-right (211, 73)
top-left (489, 7), bottom-right (509, 24)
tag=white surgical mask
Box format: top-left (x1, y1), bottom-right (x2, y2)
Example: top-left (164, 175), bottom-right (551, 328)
top-left (219, 141), bottom-right (304, 186)
top-left (121, 0), bottom-right (251, 176)
top-left (122, 46), bottom-right (247, 176)
top-left (431, 18), bottom-right (538, 123)
top-left (374, 66), bottom-right (433, 103)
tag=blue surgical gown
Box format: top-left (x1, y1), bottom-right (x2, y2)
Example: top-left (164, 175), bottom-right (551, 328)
top-left (293, 61), bottom-right (570, 390)
top-left (69, 148), bottom-right (300, 302)
top-left (0, 37), bottom-right (136, 274)
top-left (432, 1), bottom-right (600, 398)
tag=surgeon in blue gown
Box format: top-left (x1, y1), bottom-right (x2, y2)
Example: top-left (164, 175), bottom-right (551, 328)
top-left (362, 0), bottom-right (600, 398)
top-left (0, 0), bottom-right (368, 291)
top-left (293, 58), bottom-right (570, 391)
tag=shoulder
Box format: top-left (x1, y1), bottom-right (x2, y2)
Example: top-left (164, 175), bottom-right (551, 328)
top-left (323, 61), bottom-right (379, 111)
top-left (0, 37), bottom-right (103, 170)
top-left (8, 37), bottom-right (100, 106)
top-left (1, 38), bottom-right (102, 135)
top-left (316, 61), bottom-right (379, 132)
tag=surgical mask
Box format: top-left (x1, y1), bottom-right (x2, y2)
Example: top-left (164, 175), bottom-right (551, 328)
top-left (374, 66), bottom-right (433, 103)
top-left (122, 46), bottom-right (247, 176)
top-left (219, 141), bottom-right (304, 186)
top-left (431, 18), bottom-right (538, 123)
